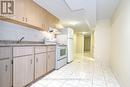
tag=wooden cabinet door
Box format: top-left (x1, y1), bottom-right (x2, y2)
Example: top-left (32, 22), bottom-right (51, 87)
top-left (24, 0), bottom-right (35, 25)
top-left (24, 55), bottom-right (34, 85)
top-left (31, 1), bottom-right (43, 28)
top-left (15, 0), bottom-right (25, 22)
top-left (35, 53), bottom-right (46, 79)
top-left (0, 59), bottom-right (11, 87)
top-left (15, 0), bottom-right (34, 24)
top-left (13, 55), bottom-right (34, 87)
top-left (47, 52), bottom-right (55, 72)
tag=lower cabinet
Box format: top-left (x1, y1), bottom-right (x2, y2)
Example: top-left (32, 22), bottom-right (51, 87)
top-left (47, 52), bottom-right (55, 72)
top-left (0, 46), bottom-right (56, 87)
top-left (0, 59), bottom-right (11, 87)
top-left (35, 53), bottom-right (46, 79)
top-left (13, 55), bottom-right (34, 87)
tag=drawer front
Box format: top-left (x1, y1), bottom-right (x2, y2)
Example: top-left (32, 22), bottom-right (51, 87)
top-left (35, 46), bottom-right (46, 53)
top-left (47, 46), bottom-right (56, 52)
top-left (13, 47), bottom-right (33, 57)
top-left (0, 47), bottom-right (11, 59)
top-left (56, 58), bottom-right (67, 69)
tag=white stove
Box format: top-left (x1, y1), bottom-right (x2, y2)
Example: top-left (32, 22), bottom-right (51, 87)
top-left (55, 44), bottom-right (67, 69)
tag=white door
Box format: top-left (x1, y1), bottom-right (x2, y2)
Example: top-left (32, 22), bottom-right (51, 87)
top-left (0, 59), bottom-right (11, 87)
top-left (35, 53), bottom-right (46, 79)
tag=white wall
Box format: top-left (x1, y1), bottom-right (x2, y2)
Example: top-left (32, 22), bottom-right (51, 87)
top-left (76, 34), bottom-right (84, 53)
top-left (94, 20), bottom-right (111, 65)
top-left (111, 0), bottom-right (130, 87)
top-left (90, 31), bottom-right (94, 57)
top-left (0, 20), bottom-right (52, 41)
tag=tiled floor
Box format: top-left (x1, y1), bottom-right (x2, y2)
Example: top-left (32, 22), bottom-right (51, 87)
top-left (30, 53), bottom-right (120, 87)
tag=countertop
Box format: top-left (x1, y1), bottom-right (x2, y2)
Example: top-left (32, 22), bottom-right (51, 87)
top-left (0, 43), bottom-right (56, 47)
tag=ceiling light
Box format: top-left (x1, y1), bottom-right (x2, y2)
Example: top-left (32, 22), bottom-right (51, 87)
top-left (82, 32), bottom-right (86, 35)
top-left (69, 21), bottom-right (80, 25)
top-left (82, 32), bottom-right (89, 35)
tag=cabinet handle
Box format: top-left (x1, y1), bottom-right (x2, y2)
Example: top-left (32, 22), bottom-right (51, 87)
top-left (26, 18), bottom-right (28, 22)
top-left (30, 59), bottom-right (32, 64)
top-left (36, 58), bottom-right (38, 62)
top-left (5, 64), bottom-right (8, 72)
top-left (22, 17), bottom-right (24, 21)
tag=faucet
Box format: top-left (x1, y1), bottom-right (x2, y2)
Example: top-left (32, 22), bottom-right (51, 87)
top-left (17, 37), bottom-right (24, 43)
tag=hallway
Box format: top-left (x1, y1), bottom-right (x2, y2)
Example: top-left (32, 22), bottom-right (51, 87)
top-left (30, 54), bottom-right (120, 87)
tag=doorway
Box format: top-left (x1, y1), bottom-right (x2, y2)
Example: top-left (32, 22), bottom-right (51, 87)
top-left (73, 32), bottom-right (95, 58)
top-left (84, 35), bottom-right (91, 52)
top-left (83, 34), bottom-right (91, 57)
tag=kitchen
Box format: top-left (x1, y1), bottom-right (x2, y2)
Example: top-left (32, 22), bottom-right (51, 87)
top-left (0, 19), bottom-right (74, 87)
top-left (0, 0), bottom-right (130, 87)
top-left (0, 0), bottom-right (74, 86)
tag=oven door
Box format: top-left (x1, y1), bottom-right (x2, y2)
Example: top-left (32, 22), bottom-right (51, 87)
top-left (58, 46), bottom-right (67, 60)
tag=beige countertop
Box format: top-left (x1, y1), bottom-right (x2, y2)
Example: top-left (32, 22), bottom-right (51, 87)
top-left (0, 43), bottom-right (56, 47)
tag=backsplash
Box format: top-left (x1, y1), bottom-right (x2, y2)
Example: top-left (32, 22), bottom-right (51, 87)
top-left (0, 20), bottom-right (54, 42)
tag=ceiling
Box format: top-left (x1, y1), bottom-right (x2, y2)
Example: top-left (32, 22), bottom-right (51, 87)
top-left (97, 0), bottom-right (120, 20)
top-left (33, 0), bottom-right (120, 32)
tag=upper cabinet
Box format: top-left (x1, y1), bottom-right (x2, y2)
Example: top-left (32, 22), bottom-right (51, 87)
top-left (28, 0), bottom-right (42, 28)
top-left (0, 0), bottom-right (59, 31)
top-left (24, 0), bottom-right (35, 25)
top-left (14, 0), bottom-right (25, 22)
